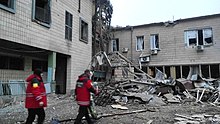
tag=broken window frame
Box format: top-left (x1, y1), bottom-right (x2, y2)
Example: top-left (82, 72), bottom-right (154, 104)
top-left (79, 18), bottom-right (89, 43)
top-left (150, 34), bottom-right (159, 50)
top-left (32, 0), bottom-right (51, 27)
top-left (111, 39), bottom-right (119, 52)
top-left (184, 28), bottom-right (213, 48)
top-left (136, 36), bottom-right (144, 51)
top-left (0, 0), bottom-right (16, 13)
top-left (65, 11), bottom-right (73, 41)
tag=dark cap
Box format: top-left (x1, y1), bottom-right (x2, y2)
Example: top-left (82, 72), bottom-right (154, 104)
top-left (34, 68), bottom-right (43, 76)
top-left (84, 69), bottom-right (90, 74)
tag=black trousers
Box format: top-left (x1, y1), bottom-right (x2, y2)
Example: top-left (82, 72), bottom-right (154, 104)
top-left (74, 106), bottom-right (93, 124)
top-left (26, 108), bottom-right (45, 124)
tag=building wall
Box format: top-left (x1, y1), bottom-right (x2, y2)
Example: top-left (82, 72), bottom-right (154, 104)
top-left (0, 0), bottom-right (93, 92)
top-left (111, 14), bottom-right (220, 78)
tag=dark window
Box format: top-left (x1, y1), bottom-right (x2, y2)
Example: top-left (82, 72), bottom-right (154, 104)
top-left (78, 0), bottom-right (81, 12)
top-left (182, 66), bottom-right (189, 78)
top-left (198, 30), bottom-right (203, 45)
top-left (201, 65), bottom-right (209, 78)
top-left (211, 64), bottom-right (219, 78)
top-left (32, 0), bottom-right (51, 26)
top-left (112, 39), bottom-right (119, 51)
top-left (80, 19), bottom-right (88, 42)
top-left (0, 0), bottom-right (16, 13)
top-left (0, 55), bottom-right (24, 70)
top-left (32, 60), bottom-right (48, 72)
top-left (65, 11), bottom-right (73, 41)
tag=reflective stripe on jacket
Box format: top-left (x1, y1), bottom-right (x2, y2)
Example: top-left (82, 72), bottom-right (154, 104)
top-left (25, 74), bottom-right (47, 108)
top-left (75, 74), bottom-right (93, 106)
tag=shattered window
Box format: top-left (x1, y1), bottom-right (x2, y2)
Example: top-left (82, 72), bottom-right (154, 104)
top-left (80, 18), bottom-right (88, 43)
top-left (65, 11), bottom-right (73, 41)
top-left (136, 36), bottom-right (144, 51)
top-left (150, 34), bottom-right (159, 50)
top-left (184, 30), bottom-right (197, 47)
top-left (0, 0), bottom-right (16, 13)
top-left (184, 28), bottom-right (213, 48)
top-left (203, 28), bottom-right (213, 45)
top-left (112, 39), bottom-right (119, 51)
top-left (32, 0), bottom-right (51, 26)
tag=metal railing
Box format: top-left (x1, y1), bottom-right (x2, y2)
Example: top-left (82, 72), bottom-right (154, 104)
top-left (0, 80), bottom-right (56, 96)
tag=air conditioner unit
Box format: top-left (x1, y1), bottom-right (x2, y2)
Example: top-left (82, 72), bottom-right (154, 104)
top-left (151, 49), bottom-right (158, 55)
top-left (196, 45), bottom-right (204, 51)
top-left (122, 48), bottom-right (129, 53)
top-left (140, 56), bottom-right (150, 62)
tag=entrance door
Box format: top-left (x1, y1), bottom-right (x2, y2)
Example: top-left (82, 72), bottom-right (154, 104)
top-left (55, 54), bottom-right (67, 94)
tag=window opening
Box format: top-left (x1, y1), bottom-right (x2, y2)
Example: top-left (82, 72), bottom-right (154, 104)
top-left (112, 39), bottom-right (119, 51)
top-left (65, 11), bottom-right (73, 41)
top-left (32, 0), bottom-right (51, 26)
top-left (0, 55), bottom-right (24, 70)
top-left (150, 34), bottom-right (159, 50)
top-left (80, 19), bottom-right (88, 42)
top-left (184, 28), bottom-right (213, 47)
top-left (182, 66), bottom-right (189, 79)
top-left (0, 0), bottom-right (15, 13)
top-left (136, 36), bottom-right (144, 51)
top-left (210, 64), bottom-right (219, 78)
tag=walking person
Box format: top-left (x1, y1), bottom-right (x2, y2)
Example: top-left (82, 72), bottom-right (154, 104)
top-left (25, 68), bottom-right (47, 124)
top-left (74, 70), bottom-right (99, 124)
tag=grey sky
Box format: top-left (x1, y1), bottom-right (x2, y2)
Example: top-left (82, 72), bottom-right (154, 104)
top-left (110, 0), bottom-right (220, 27)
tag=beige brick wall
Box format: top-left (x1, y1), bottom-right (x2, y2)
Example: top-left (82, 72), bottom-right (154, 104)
top-left (112, 15), bottom-right (220, 67)
top-left (0, 0), bottom-right (93, 92)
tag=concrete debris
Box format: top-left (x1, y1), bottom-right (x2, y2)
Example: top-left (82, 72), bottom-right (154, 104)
top-left (174, 113), bottom-right (220, 124)
top-left (90, 52), bottom-right (220, 107)
top-left (111, 104), bottom-right (128, 110)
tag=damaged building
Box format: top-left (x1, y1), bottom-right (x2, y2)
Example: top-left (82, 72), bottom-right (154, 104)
top-left (0, 0), bottom-right (95, 94)
top-left (110, 13), bottom-right (220, 80)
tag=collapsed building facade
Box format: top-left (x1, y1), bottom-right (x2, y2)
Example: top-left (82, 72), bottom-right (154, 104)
top-left (110, 14), bottom-right (220, 80)
top-left (0, 0), bottom-right (95, 94)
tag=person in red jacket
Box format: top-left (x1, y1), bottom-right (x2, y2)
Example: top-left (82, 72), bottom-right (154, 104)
top-left (25, 68), bottom-right (47, 124)
top-left (74, 69), bottom-right (98, 124)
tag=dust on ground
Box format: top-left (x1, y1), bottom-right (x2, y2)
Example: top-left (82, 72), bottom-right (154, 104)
top-left (1, 93), bottom-right (220, 124)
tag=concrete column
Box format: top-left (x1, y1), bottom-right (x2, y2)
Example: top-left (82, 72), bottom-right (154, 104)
top-left (47, 52), bottom-right (56, 82)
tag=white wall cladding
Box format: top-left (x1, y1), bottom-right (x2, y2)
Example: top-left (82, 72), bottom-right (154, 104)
top-left (0, 0), bottom-right (93, 92)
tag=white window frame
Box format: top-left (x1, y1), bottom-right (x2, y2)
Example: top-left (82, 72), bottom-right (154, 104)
top-left (65, 11), bottom-right (73, 41)
top-left (150, 34), bottom-right (159, 50)
top-left (136, 36), bottom-right (144, 51)
top-left (184, 28), bottom-right (213, 48)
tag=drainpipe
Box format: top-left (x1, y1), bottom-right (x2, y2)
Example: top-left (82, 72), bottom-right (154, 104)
top-left (130, 26), bottom-right (133, 62)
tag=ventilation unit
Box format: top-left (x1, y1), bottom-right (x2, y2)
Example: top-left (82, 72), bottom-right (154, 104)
top-left (151, 49), bottom-right (158, 55)
top-left (196, 45), bottom-right (204, 51)
top-left (122, 48), bottom-right (129, 53)
top-left (140, 56), bottom-right (150, 62)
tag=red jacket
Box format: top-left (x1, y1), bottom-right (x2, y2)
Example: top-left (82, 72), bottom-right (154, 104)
top-left (25, 74), bottom-right (47, 108)
top-left (75, 74), bottom-right (97, 106)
